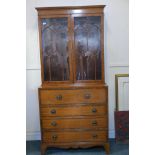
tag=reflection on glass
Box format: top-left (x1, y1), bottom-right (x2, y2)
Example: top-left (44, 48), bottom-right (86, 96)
top-left (74, 16), bottom-right (102, 80)
top-left (42, 18), bottom-right (69, 81)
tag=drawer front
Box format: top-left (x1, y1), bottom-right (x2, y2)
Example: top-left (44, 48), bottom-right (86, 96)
top-left (42, 117), bottom-right (107, 129)
top-left (39, 89), bottom-right (107, 104)
top-left (40, 105), bottom-right (107, 117)
top-left (42, 131), bottom-right (107, 143)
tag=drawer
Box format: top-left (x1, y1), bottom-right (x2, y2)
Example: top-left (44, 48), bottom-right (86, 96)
top-left (41, 117), bottom-right (107, 130)
top-left (40, 105), bottom-right (107, 117)
top-left (42, 130), bottom-right (107, 143)
top-left (39, 88), bottom-right (107, 104)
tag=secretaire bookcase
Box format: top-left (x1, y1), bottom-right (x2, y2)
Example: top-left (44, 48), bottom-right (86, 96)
top-left (36, 5), bottom-right (110, 155)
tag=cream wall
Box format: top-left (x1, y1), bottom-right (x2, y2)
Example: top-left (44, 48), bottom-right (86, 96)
top-left (26, 0), bottom-right (129, 140)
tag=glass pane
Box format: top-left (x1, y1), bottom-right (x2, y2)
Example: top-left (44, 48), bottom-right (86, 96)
top-left (74, 16), bottom-right (101, 80)
top-left (42, 18), bottom-right (69, 81)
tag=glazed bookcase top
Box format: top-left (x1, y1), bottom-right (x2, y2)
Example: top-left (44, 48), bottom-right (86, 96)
top-left (36, 6), bottom-right (105, 86)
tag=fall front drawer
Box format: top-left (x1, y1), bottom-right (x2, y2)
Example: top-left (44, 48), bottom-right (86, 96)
top-left (39, 88), bottom-right (107, 104)
top-left (41, 117), bottom-right (108, 129)
top-left (42, 130), bottom-right (107, 143)
top-left (40, 105), bottom-right (107, 117)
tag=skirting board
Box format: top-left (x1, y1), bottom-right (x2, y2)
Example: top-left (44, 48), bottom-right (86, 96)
top-left (26, 130), bottom-right (115, 141)
top-left (109, 130), bottom-right (115, 139)
top-left (26, 131), bottom-right (41, 141)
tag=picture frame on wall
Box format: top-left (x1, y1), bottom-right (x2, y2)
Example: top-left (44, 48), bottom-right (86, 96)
top-left (115, 74), bottom-right (129, 111)
top-left (115, 74), bottom-right (129, 143)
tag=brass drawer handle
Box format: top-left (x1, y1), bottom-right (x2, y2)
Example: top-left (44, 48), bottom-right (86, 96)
top-left (84, 94), bottom-right (91, 99)
top-left (92, 134), bottom-right (98, 139)
top-left (92, 120), bottom-right (98, 126)
top-left (56, 95), bottom-right (62, 100)
top-left (52, 135), bottom-right (58, 141)
top-left (51, 109), bottom-right (56, 114)
top-left (92, 108), bottom-right (97, 113)
top-left (51, 121), bottom-right (57, 126)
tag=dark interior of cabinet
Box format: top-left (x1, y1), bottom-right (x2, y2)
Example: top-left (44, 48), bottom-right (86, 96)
top-left (42, 17), bottom-right (70, 81)
top-left (41, 16), bottom-right (102, 82)
top-left (74, 16), bottom-right (101, 80)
